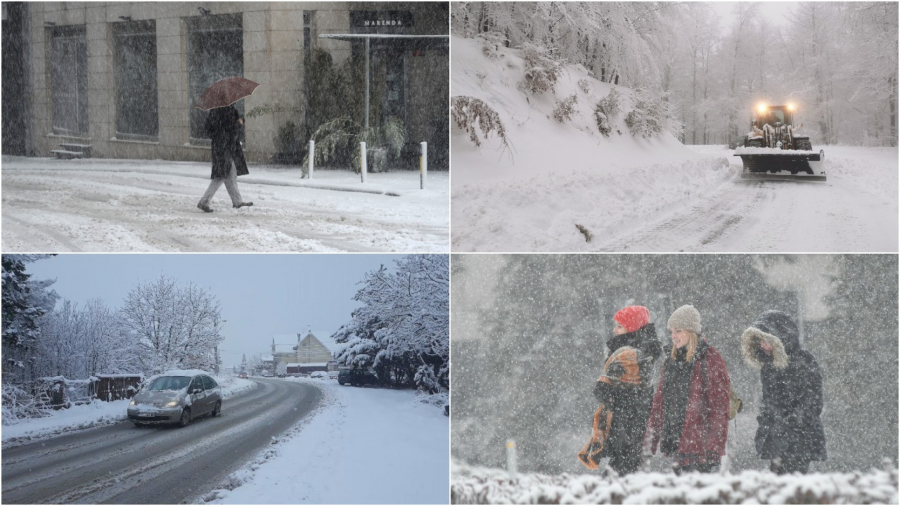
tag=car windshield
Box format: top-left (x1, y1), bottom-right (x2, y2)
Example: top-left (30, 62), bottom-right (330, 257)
top-left (146, 376), bottom-right (191, 392)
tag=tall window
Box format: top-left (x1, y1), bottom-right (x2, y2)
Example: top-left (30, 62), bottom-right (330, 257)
top-left (114, 20), bottom-right (158, 139)
top-left (187, 13), bottom-right (243, 141)
top-left (50, 25), bottom-right (88, 135)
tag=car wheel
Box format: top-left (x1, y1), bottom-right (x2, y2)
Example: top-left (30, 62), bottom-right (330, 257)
top-left (211, 401), bottom-right (221, 417)
top-left (133, 422), bottom-right (144, 428)
top-left (178, 407), bottom-right (191, 427)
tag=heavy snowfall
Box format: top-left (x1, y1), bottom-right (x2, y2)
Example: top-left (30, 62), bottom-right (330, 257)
top-left (451, 254), bottom-right (898, 503)
top-left (450, 2), bottom-right (898, 252)
top-left (1, 157), bottom-right (449, 252)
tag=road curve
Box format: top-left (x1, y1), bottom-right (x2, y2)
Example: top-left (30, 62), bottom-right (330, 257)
top-left (1, 379), bottom-right (321, 504)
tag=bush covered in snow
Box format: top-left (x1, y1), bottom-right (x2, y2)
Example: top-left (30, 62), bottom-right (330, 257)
top-left (451, 461), bottom-right (899, 504)
top-left (553, 94), bottom-right (578, 123)
top-left (594, 89), bottom-right (623, 137)
top-left (1, 383), bottom-right (49, 425)
top-left (577, 79), bottom-right (591, 95)
top-left (521, 43), bottom-right (564, 94)
top-left (451, 96), bottom-right (511, 153)
top-left (476, 31), bottom-right (508, 59)
top-left (624, 88), bottom-right (683, 139)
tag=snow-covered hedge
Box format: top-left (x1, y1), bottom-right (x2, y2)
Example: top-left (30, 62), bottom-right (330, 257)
top-left (451, 461), bottom-right (898, 504)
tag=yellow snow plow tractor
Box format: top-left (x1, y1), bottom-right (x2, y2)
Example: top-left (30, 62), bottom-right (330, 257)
top-left (734, 103), bottom-right (826, 182)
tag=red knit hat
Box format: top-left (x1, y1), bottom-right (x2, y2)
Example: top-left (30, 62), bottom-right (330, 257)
top-left (614, 306), bottom-right (650, 333)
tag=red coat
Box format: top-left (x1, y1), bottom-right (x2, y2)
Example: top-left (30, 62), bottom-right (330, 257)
top-left (645, 343), bottom-right (730, 459)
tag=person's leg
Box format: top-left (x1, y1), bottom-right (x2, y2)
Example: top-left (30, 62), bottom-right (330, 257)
top-left (778, 457), bottom-right (810, 474)
top-left (222, 161), bottom-right (243, 207)
top-left (198, 177), bottom-right (224, 210)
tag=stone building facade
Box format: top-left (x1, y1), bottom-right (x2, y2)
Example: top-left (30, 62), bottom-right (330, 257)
top-left (2, 2), bottom-right (448, 165)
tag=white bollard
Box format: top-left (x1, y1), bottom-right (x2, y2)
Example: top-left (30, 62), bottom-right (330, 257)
top-left (308, 140), bottom-right (314, 179)
top-left (506, 439), bottom-right (517, 477)
top-left (420, 141), bottom-right (427, 190)
top-left (360, 142), bottom-right (367, 183)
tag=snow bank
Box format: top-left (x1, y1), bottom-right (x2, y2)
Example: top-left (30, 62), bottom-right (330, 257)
top-left (451, 35), bottom-right (730, 251)
top-left (203, 379), bottom-right (449, 504)
top-left (451, 460), bottom-right (899, 504)
top-left (1, 376), bottom-right (255, 446)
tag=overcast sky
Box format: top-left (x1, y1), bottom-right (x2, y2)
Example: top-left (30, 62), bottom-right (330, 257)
top-left (27, 254), bottom-right (405, 369)
top-left (706, 1), bottom-right (793, 29)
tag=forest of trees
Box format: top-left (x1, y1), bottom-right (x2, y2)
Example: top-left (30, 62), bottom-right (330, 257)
top-left (451, 2), bottom-right (898, 146)
top-left (2, 256), bottom-right (225, 422)
top-left (450, 255), bottom-right (898, 475)
top-left (332, 254), bottom-right (449, 394)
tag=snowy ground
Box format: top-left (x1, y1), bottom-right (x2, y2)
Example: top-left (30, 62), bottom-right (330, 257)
top-left (450, 35), bottom-right (898, 252)
top-left (0, 375), bottom-right (255, 446)
top-left (202, 377), bottom-right (449, 505)
top-left (1, 156), bottom-right (448, 252)
top-left (451, 460), bottom-right (899, 504)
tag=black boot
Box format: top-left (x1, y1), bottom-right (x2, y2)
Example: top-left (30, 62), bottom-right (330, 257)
top-left (233, 202), bottom-right (253, 209)
top-left (197, 203), bottom-right (213, 213)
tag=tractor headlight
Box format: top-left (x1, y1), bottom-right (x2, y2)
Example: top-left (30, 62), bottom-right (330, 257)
top-left (758, 104), bottom-right (767, 114)
top-left (788, 103), bottom-right (795, 111)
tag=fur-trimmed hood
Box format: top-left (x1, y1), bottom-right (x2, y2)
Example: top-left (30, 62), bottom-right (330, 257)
top-left (741, 310), bottom-right (800, 370)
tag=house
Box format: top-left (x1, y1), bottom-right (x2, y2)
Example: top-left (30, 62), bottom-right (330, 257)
top-left (1, 2), bottom-right (448, 167)
top-left (271, 331), bottom-right (340, 373)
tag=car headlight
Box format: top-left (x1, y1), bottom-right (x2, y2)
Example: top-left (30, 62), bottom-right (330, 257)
top-left (165, 400), bottom-right (179, 408)
top-left (129, 400), bottom-right (136, 406)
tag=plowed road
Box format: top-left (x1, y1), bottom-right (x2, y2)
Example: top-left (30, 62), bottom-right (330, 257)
top-left (1, 379), bottom-right (320, 504)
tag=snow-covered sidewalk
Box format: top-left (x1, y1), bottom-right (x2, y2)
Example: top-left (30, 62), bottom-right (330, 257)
top-left (203, 378), bottom-right (449, 504)
top-left (1, 156), bottom-right (449, 252)
top-left (1, 376), bottom-right (255, 446)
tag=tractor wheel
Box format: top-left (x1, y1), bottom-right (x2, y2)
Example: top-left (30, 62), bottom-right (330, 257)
top-left (795, 138), bottom-right (812, 151)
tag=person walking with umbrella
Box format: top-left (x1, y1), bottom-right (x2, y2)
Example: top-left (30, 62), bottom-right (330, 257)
top-left (196, 77), bottom-right (258, 213)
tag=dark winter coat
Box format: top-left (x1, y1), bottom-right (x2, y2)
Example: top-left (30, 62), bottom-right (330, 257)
top-left (741, 310), bottom-right (827, 463)
top-left (593, 324), bottom-right (662, 467)
top-left (205, 105), bottom-right (249, 179)
top-left (646, 339), bottom-right (730, 462)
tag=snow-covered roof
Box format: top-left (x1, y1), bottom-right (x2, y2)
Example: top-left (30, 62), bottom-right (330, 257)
top-left (302, 331), bottom-right (341, 354)
top-left (260, 355), bottom-right (274, 362)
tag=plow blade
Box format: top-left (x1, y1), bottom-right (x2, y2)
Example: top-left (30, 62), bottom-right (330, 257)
top-left (735, 150), bottom-right (826, 182)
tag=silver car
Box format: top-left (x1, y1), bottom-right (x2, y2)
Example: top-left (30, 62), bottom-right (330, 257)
top-left (127, 371), bottom-right (222, 427)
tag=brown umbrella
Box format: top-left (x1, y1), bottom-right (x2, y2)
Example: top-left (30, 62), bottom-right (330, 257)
top-left (195, 77), bottom-right (260, 111)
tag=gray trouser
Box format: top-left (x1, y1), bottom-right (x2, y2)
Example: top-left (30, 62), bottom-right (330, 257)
top-left (199, 161), bottom-right (242, 207)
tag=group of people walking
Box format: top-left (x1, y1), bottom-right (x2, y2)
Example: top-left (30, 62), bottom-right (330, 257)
top-left (578, 305), bottom-right (826, 476)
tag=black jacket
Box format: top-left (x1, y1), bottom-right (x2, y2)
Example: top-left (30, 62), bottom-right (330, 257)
top-left (741, 310), bottom-right (827, 462)
top-left (592, 324), bottom-right (662, 466)
top-left (205, 105), bottom-right (249, 179)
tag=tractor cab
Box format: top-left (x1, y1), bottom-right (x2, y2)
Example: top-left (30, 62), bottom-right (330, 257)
top-left (754, 104), bottom-right (794, 128)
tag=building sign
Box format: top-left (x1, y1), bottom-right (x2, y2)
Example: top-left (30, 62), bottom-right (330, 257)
top-left (350, 11), bottom-right (414, 31)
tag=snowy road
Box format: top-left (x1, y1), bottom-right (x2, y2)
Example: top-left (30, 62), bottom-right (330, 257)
top-left (452, 146), bottom-right (897, 252)
top-left (598, 146), bottom-right (897, 251)
top-left (0, 379), bottom-right (320, 504)
top-left (1, 156), bottom-right (448, 252)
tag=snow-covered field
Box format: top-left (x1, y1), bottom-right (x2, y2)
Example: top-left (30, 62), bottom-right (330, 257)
top-left (203, 377), bottom-right (449, 505)
top-left (451, 460), bottom-right (899, 504)
top-left (0, 375), bottom-right (255, 446)
top-left (450, 35), bottom-right (898, 252)
top-left (1, 156), bottom-right (448, 252)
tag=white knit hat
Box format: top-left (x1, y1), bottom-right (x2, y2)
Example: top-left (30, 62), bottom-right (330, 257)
top-left (667, 305), bottom-right (702, 335)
